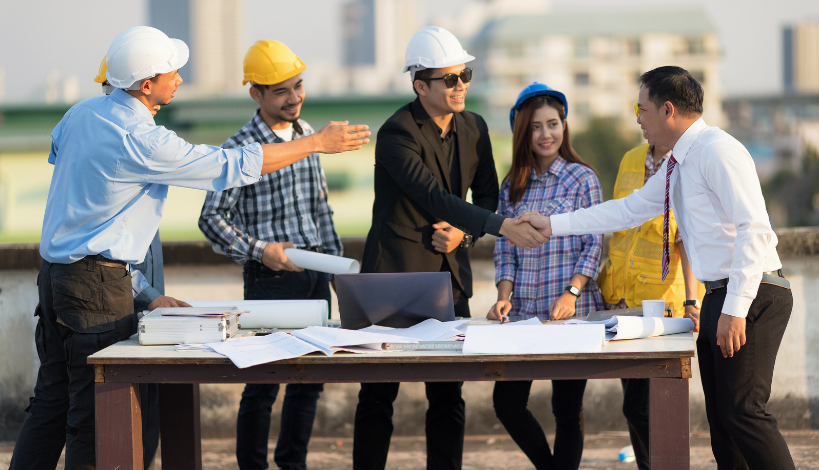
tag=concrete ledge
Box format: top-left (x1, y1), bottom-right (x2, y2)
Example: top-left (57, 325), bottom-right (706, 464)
top-left (1, 227), bottom-right (816, 270)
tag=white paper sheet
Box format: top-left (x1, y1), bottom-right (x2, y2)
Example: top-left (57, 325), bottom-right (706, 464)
top-left (462, 324), bottom-right (605, 355)
top-left (507, 317), bottom-right (542, 325)
top-left (283, 248), bottom-right (361, 275)
top-left (290, 326), bottom-right (419, 355)
top-left (206, 332), bottom-right (322, 369)
top-left (156, 307), bottom-right (240, 317)
top-left (187, 300), bottom-right (328, 329)
top-left (360, 319), bottom-right (470, 342)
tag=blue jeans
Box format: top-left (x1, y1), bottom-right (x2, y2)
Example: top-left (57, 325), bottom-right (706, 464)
top-left (236, 262), bottom-right (329, 470)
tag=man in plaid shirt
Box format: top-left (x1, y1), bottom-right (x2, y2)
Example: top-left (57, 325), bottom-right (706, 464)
top-left (198, 40), bottom-right (342, 470)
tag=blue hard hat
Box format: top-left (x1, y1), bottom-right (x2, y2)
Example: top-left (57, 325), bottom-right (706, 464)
top-left (509, 82), bottom-right (569, 131)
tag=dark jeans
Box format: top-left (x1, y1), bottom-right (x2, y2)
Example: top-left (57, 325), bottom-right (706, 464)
top-left (11, 259), bottom-right (135, 470)
top-left (236, 262), bottom-right (329, 470)
top-left (620, 378), bottom-right (649, 470)
top-left (697, 283), bottom-right (795, 470)
top-left (493, 380), bottom-right (587, 470)
top-left (352, 283), bottom-right (470, 470)
top-left (140, 383), bottom-right (160, 470)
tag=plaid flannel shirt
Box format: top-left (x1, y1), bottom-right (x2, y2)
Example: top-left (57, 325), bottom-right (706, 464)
top-left (494, 156), bottom-right (603, 319)
top-left (198, 111), bottom-right (342, 263)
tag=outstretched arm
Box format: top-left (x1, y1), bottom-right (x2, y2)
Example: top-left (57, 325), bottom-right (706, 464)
top-left (260, 121), bottom-right (371, 175)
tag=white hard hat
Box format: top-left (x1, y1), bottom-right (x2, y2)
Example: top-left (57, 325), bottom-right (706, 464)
top-left (106, 26), bottom-right (189, 90)
top-left (403, 26), bottom-right (475, 80)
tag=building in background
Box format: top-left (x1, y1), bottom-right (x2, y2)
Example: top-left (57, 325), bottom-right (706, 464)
top-left (469, 8), bottom-right (724, 131)
top-left (341, 0), bottom-right (418, 95)
top-left (783, 20), bottom-right (819, 94)
top-left (148, 0), bottom-right (245, 97)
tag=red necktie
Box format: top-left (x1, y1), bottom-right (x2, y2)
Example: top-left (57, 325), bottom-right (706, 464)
top-left (662, 155), bottom-right (677, 281)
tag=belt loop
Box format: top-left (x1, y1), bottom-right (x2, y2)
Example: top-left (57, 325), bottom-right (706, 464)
top-left (87, 256), bottom-right (96, 271)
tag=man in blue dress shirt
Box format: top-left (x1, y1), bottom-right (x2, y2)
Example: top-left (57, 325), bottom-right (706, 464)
top-left (9, 26), bottom-right (370, 470)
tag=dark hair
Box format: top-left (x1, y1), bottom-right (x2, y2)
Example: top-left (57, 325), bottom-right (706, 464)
top-left (639, 66), bottom-right (703, 116)
top-left (411, 68), bottom-right (435, 96)
top-left (505, 95), bottom-right (597, 205)
top-left (252, 83), bottom-right (269, 96)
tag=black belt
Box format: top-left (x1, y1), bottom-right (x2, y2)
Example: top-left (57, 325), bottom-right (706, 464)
top-left (78, 254), bottom-right (127, 269)
top-left (704, 269), bottom-right (788, 294)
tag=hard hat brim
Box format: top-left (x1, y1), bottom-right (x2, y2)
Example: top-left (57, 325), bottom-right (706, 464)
top-left (402, 53), bottom-right (475, 73)
top-left (169, 38), bottom-right (189, 72)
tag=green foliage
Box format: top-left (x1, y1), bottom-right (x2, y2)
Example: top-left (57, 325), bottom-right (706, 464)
top-left (762, 145), bottom-right (819, 227)
top-left (571, 118), bottom-right (642, 200)
top-left (324, 171), bottom-right (352, 191)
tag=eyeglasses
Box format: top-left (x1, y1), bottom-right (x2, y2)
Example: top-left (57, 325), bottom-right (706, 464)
top-left (426, 68), bottom-right (473, 88)
top-left (633, 102), bottom-right (641, 118)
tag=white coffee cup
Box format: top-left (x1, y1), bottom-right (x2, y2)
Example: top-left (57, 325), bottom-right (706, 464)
top-left (642, 300), bottom-right (667, 318)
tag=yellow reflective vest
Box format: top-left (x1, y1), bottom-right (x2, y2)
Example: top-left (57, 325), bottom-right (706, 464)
top-left (597, 144), bottom-right (702, 316)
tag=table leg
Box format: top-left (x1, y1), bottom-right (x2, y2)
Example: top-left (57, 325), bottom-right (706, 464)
top-left (95, 382), bottom-right (143, 470)
top-left (159, 384), bottom-right (202, 470)
top-left (649, 377), bottom-right (690, 469)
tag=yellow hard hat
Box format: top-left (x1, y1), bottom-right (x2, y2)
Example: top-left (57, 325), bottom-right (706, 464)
top-left (94, 56), bottom-right (108, 83)
top-left (243, 40), bottom-right (307, 86)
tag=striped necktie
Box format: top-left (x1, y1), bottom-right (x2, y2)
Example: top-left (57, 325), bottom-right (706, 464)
top-left (662, 155), bottom-right (678, 281)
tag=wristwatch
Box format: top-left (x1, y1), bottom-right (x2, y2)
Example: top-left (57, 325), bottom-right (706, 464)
top-left (683, 299), bottom-right (700, 309)
top-left (564, 285), bottom-right (581, 298)
top-left (458, 233), bottom-right (474, 249)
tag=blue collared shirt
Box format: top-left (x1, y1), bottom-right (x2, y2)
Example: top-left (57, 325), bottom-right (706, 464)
top-left (41, 88), bottom-right (264, 264)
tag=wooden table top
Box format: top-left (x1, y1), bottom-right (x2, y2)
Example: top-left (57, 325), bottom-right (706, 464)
top-left (88, 331), bottom-right (695, 366)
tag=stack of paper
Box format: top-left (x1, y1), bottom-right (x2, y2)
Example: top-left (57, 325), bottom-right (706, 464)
top-left (361, 319), bottom-right (470, 342)
top-left (186, 300), bottom-right (328, 329)
top-left (562, 316), bottom-right (694, 341)
top-left (191, 326), bottom-right (420, 368)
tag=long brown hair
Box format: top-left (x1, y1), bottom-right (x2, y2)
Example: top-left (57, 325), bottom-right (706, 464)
top-left (505, 95), bottom-right (597, 205)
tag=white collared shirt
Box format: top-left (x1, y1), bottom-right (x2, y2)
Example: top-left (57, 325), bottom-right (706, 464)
top-left (551, 118), bottom-right (781, 318)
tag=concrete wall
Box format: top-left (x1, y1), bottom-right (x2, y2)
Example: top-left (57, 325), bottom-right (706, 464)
top-left (2, 229), bottom-right (818, 439)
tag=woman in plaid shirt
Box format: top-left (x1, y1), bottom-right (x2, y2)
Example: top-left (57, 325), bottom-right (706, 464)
top-left (487, 84), bottom-right (603, 470)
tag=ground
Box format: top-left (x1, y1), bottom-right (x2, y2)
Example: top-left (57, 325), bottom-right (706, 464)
top-left (2, 431), bottom-right (818, 469)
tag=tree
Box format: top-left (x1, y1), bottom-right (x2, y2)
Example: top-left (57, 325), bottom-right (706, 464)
top-left (571, 118), bottom-right (642, 200)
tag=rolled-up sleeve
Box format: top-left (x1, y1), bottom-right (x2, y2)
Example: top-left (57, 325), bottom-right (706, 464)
top-left (493, 185), bottom-right (517, 285)
top-left (121, 125), bottom-right (264, 191)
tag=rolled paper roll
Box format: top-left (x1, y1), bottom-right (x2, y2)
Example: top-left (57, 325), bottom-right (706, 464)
top-left (186, 300), bottom-right (328, 329)
top-left (283, 248), bottom-right (361, 275)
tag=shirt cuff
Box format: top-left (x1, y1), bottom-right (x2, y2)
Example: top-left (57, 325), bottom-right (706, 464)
top-left (134, 286), bottom-right (161, 313)
top-left (721, 293), bottom-right (753, 319)
top-left (551, 213), bottom-right (572, 236)
top-left (249, 238), bottom-right (268, 263)
top-left (241, 142), bottom-right (264, 180)
top-left (482, 213), bottom-right (505, 237)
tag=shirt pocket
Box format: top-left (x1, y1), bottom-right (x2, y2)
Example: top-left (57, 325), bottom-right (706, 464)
top-left (512, 197), bottom-right (574, 218)
top-left (683, 193), bottom-right (721, 233)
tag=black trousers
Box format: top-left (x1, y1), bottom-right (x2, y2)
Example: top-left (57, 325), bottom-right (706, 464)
top-left (352, 285), bottom-right (469, 470)
top-left (620, 378), bottom-right (649, 470)
top-left (11, 259), bottom-right (134, 470)
top-left (697, 283), bottom-right (795, 470)
top-left (493, 380), bottom-right (587, 470)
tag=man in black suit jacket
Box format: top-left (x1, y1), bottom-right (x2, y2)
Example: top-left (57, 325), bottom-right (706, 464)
top-left (352, 26), bottom-right (547, 470)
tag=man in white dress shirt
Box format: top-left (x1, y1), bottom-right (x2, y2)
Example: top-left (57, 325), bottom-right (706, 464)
top-left (518, 66), bottom-right (794, 470)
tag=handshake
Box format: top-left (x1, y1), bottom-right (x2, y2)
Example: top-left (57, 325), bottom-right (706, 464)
top-left (499, 212), bottom-right (553, 249)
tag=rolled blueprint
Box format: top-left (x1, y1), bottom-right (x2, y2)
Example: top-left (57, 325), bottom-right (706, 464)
top-left (284, 248), bottom-right (360, 275)
top-left (187, 300), bottom-right (328, 329)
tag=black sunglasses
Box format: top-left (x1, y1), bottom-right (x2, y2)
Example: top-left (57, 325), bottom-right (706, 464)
top-left (425, 68), bottom-right (473, 88)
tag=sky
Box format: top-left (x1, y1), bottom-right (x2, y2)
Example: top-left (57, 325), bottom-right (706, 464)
top-left (1, 0), bottom-right (818, 104)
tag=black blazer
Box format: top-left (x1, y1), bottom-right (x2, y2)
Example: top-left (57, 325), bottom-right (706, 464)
top-left (361, 98), bottom-right (499, 297)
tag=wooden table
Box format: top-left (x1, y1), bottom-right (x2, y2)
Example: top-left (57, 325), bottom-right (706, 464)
top-left (89, 332), bottom-right (694, 470)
